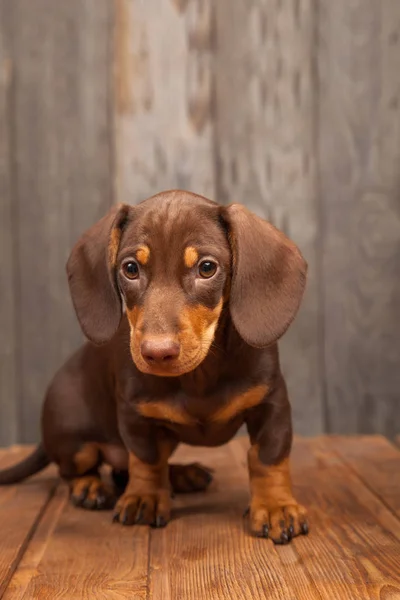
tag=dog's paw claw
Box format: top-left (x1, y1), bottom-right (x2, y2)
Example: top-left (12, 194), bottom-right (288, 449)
top-left (155, 515), bottom-right (167, 528)
top-left (272, 530), bottom-right (290, 545)
top-left (249, 502), bottom-right (309, 543)
top-left (113, 491), bottom-right (171, 527)
top-left (301, 521), bottom-right (309, 535)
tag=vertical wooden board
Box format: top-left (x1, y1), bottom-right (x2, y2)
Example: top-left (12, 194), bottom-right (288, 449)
top-left (149, 443), bottom-right (320, 600)
top-left (114, 0), bottom-right (215, 205)
top-left (0, 448), bottom-right (57, 597)
top-left (0, 1), bottom-right (18, 445)
top-left (12, 0), bottom-right (113, 441)
top-left (214, 0), bottom-right (323, 435)
top-left (319, 2), bottom-right (400, 434)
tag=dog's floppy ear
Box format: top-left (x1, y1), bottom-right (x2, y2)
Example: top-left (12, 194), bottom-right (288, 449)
top-left (67, 203), bottom-right (131, 345)
top-left (221, 203), bottom-right (307, 348)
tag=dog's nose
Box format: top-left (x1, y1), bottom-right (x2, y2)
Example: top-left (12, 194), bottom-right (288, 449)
top-left (141, 337), bottom-right (180, 363)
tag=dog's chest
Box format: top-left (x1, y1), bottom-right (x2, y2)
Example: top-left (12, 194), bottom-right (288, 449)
top-left (136, 382), bottom-right (268, 445)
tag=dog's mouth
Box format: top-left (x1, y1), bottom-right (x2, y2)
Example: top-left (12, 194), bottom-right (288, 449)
top-left (127, 301), bottom-right (222, 378)
top-left (130, 345), bottom-right (208, 378)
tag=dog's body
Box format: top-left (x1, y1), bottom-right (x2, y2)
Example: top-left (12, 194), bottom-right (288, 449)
top-left (0, 191), bottom-right (308, 544)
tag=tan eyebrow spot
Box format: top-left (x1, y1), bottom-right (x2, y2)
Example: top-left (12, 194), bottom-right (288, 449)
top-left (184, 246), bottom-right (199, 269)
top-left (136, 245), bottom-right (150, 265)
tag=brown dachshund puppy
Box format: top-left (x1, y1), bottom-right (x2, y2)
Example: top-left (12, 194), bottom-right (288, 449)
top-left (0, 190), bottom-right (309, 544)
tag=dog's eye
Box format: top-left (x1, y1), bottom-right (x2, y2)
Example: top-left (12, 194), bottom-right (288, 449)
top-left (122, 261), bottom-right (139, 280)
top-left (198, 260), bottom-right (217, 279)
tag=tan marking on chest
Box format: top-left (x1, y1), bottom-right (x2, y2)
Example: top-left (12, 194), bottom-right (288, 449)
top-left (184, 246), bottom-right (199, 268)
top-left (136, 245), bottom-right (150, 265)
top-left (211, 384), bottom-right (269, 423)
top-left (137, 384), bottom-right (268, 427)
top-left (136, 401), bottom-right (197, 426)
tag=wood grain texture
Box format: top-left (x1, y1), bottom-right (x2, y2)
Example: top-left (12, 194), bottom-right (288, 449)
top-left (289, 437), bottom-right (400, 599)
top-left (11, 0), bottom-right (114, 442)
top-left (0, 447), bottom-right (56, 597)
top-left (11, 493), bottom-right (150, 599)
top-left (214, 0), bottom-right (323, 435)
top-left (0, 1), bottom-right (18, 445)
top-left (149, 444), bottom-right (318, 600)
top-left (2, 0), bottom-right (400, 446)
top-left (114, 0), bottom-right (215, 205)
top-left (318, 1), bottom-right (400, 434)
top-left (329, 435), bottom-right (400, 518)
top-left (2, 484), bottom-right (68, 600)
top-left (1, 438), bottom-right (400, 598)
top-left (235, 437), bottom-right (400, 599)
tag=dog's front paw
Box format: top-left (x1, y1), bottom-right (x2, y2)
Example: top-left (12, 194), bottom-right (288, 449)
top-left (248, 502), bottom-right (309, 544)
top-left (112, 489), bottom-right (171, 527)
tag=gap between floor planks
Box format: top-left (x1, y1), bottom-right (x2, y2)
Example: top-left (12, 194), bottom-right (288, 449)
top-left (0, 437), bottom-right (399, 599)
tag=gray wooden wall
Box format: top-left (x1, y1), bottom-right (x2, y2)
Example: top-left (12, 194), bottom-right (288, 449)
top-left (1, 0), bottom-right (399, 444)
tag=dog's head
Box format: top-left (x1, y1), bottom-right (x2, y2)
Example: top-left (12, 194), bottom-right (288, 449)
top-left (67, 190), bottom-right (307, 376)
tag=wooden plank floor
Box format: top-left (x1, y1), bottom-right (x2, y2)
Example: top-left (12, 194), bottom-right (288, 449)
top-left (0, 437), bottom-right (399, 599)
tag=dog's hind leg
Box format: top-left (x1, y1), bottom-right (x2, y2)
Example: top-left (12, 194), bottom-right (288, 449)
top-left (168, 463), bottom-right (213, 494)
top-left (111, 462), bottom-right (213, 496)
top-left (58, 442), bottom-right (116, 511)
